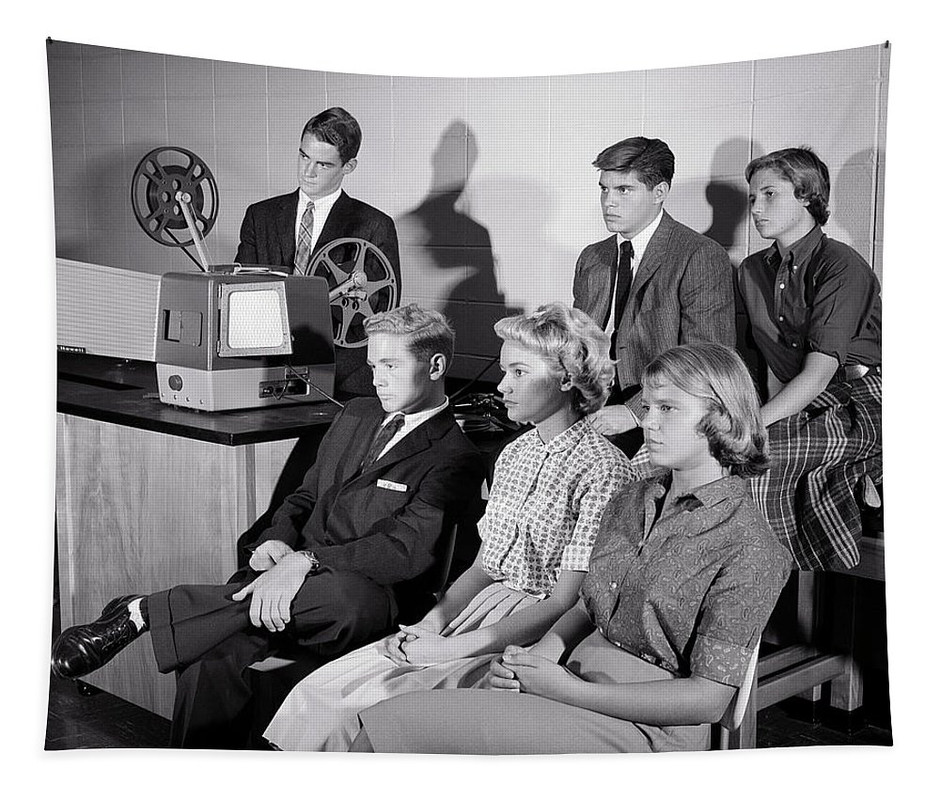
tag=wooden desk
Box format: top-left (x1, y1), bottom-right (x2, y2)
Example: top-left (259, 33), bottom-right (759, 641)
top-left (55, 354), bottom-right (337, 718)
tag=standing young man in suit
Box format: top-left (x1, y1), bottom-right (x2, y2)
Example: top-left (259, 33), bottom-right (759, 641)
top-left (51, 304), bottom-right (485, 749)
top-left (235, 107), bottom-right (401, 396)
top-left (573, 137), bottom-right (735, 454)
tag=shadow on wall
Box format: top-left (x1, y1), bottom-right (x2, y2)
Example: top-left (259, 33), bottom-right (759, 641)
top-left (832, 148), bottom-right (879, 264)
top-left (703, 136), bottom-right (755, 267)
top-left (704, 137), bottom-right (766, 390)
top-left (396, 121), bottom-right (520, 382)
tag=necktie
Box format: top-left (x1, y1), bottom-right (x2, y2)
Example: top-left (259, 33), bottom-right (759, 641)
top-left (294, 201), bottom-right (315, 275)
top-left (612, 239), bottom-right (634, 328)
top-left (360, 414), bottom-right (405, 470)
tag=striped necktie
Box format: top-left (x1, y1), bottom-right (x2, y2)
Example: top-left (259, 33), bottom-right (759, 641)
top-left (294, 201), bottom-right (315, 275)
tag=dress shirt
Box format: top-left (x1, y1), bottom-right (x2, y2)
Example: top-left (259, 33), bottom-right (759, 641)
top-left (373, 397), bottom-right (450, 462)
top-left (580, 473), bottom-right (791, 687)
top-left (295, 186), bottom-right (342, 259)
top-left (478, 420), bottom-right (638, 597)
top-left (737, 226), bottom-right (882, 384)
top-left (604, 209), bottom-right (664, 336)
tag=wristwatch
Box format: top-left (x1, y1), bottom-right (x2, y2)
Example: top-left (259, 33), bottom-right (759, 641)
top-left (296, 550), bottom-right (321, 573)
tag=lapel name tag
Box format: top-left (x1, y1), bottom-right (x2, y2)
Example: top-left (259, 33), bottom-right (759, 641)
top-left (377, 479), bottom-right (408, 492)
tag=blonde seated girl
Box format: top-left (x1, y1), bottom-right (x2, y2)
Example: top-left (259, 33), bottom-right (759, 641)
top-left (264, 303), bottom-right (638, 751)
top-left (350, 343), bottom-right (792, 755)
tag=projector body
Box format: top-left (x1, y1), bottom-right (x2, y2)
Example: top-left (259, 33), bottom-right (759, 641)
top-left (155, 270), bottom-right (335, 411)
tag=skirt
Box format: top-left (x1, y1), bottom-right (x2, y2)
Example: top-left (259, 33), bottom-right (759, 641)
top-left (263, 582), bottom-right (539, 751)
top-left (358, 630), bottom-right (711, 754)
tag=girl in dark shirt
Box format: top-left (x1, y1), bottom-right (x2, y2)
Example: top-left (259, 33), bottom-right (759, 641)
top-left (346, 343), bottom-right (791, 755)
top-left (738, 147), bottom-right (882, 570)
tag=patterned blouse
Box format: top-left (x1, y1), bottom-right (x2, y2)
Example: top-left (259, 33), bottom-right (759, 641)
top-left (479, 419), bottom-right (638, 598)
top-left (581, 473), bottom-right (791, 687)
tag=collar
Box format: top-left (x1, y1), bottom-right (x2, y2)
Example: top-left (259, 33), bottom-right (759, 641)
top-left (618, 208), bottom-right (664, 262)
top-left (523, 417), bottom-right (591, 455)
top-left (765, 225), bottom-right (824, 270)
top-left (298, 186), bottom-right (342, 214)
top-left (643, 472), bottom-right (745, 510)
top-left (381, 396), bottom-right (449, 430)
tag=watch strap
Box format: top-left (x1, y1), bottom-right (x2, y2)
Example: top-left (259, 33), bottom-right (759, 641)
top-left (297, 550), bottom-right (320, 573)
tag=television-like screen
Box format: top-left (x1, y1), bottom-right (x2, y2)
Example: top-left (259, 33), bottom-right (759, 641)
top-left (218, 281), bottom-right (292, 358)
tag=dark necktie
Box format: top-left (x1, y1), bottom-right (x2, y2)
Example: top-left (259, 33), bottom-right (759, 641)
top-left (360, 414), bottom-right (405, 470)
top-left (294, 201), bottom-right (315, 275)
top-left (612, 239), bottom-right (634, 328)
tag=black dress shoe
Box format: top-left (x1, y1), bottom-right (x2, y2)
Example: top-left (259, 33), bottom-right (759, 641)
top-left (51, 595), bottom-right (145, 679)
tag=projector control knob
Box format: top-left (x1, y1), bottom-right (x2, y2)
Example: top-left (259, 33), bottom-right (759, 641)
top-left (168, 375), bottom-right (183, 391)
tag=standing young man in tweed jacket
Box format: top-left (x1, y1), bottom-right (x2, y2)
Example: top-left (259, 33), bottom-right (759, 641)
top-left (573, 137), bottom-right (735, 454)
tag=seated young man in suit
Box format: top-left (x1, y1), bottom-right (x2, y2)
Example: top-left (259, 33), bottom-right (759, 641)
top-left (235, 106), bottom-right (400, 395)
top-left (51, 304), bottom-right (486, 749)
top-left (572, 137), bottom-right (735, 455)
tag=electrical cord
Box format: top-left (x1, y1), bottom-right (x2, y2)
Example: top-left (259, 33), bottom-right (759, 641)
top-left (450, 354), bottom-right (500, 404)
top-left (284, 363), bottom-right (346, 409)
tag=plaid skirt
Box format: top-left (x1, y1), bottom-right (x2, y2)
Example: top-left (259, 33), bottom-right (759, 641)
top-left (628, 372), bottom-right (882, 571)
top-left (750, 372), bottom-right (882, 570)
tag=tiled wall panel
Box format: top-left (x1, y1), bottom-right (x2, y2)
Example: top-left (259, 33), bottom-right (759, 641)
top-left (48, 41), bottom-right (889, 369)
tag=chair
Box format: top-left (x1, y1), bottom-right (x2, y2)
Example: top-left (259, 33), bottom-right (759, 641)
top-left (713, 516), bottom-right (885, 751)
top-left (712, 645), bottom-right (760, 750)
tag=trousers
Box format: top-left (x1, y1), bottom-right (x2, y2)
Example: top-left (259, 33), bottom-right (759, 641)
top-left (146, 566), bottom-right (396, 748)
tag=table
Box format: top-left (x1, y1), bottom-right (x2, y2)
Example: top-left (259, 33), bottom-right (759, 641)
top-left (55, 354), bottom-right (337, 718)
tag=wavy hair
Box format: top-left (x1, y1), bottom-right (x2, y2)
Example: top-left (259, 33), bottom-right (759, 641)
top-left (494, 303), bottom-right (614, 415)
top-left (364, 303), bottom-right (455, 365)
top-left (592, 136), bottom-right (675, 189)
top-left (642, 343), bottom-right (769, 476)
top-left (301, 107), bottom-right (362, 164)
top-left (745, 146), bottom-right (831, 226)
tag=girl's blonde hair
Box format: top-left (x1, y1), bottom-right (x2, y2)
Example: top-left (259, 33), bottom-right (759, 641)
top-left (494, 303), bottom-right (614, 415)
top-left (642, 343), bottom-right (769, 476)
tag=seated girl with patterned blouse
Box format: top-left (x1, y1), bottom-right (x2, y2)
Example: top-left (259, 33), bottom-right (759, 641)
top-left (738, 147), bottom-right (882, 571)
top-left (348, 343), bottom-right (792, 755)
top-left (263, 303), bottom-right (639, 751)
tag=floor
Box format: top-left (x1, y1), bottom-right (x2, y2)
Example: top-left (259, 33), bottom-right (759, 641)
top-left (45, 675), bottom-right (172, 750)
top-left (44, 673), bottom-right (892, 751)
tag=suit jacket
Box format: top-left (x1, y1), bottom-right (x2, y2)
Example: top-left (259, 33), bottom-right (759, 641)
top-left (235, 189), bottom-right (400, 277)
top-left (254, 397), bottom-right (485, 591)
top-left (573, 211), bottom-right (735, 412)
top-left (235, 189), bottom-right (401, 396)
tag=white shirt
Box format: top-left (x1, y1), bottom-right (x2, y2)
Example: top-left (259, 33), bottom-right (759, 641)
top-left (295, 186), bottom-right (342, 260)
top-left (375, 397), bottom-right (450, 462)
top-left (605, 208), bottom-right (665, 336)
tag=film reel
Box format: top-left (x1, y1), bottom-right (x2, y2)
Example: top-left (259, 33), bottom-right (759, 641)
top-left (131, 147), bottom-right (219, 248)
top-left (309, 238), bottom-right (399, 348)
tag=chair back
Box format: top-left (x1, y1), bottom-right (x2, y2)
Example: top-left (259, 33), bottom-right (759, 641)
top-left (423, 519), bottom-right (460, 596)
top-left (719, 645), bottom-right (760, 732)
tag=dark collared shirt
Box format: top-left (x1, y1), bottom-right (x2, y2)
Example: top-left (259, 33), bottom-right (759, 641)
top-left (580, 474), bottom-right (791, 687)
top-left (737, 226), bottom-right (882, 383)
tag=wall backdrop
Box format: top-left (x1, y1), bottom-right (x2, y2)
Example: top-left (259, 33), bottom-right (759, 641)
top-left (48, 40), bottom-right (889, 378)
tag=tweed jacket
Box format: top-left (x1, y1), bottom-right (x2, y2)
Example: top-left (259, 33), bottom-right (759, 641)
top-left (573, 211), bottom-right (735, 412)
